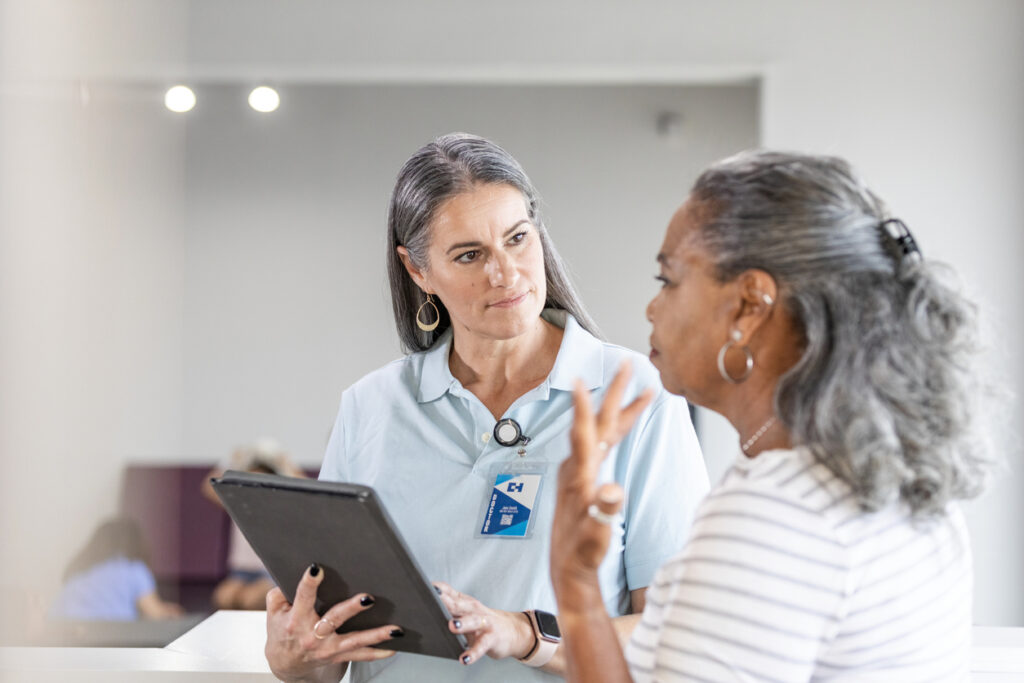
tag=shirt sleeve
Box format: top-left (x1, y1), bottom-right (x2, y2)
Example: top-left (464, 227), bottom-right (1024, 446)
top-left (637, 488), bottom-right (849, 682)
top-left (130, 559), bottom-right (157, 599)
top-left (319, 393), bottom-right (348, 482)
top-left (620, 391), bottom-right (709, 591)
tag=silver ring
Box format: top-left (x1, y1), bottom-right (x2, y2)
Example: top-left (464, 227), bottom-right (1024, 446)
top-left (597, 441), bottom-right (609, 451)
top-left (313, 617), bottom-right (336, 640)
top-left (587, 504), bottom-right (616, 525)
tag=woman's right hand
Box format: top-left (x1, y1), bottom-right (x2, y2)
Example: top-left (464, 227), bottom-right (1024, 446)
top-left (265, 564), bottom-right (402, 683)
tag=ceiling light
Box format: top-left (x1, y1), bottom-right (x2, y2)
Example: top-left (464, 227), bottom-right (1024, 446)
top-left (164, 85), bottom-right (196, 113)
top-left (248, 86), bottom-right (280, 113)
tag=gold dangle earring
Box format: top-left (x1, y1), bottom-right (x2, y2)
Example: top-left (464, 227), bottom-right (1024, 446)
top-left (416, 293), bottom-right (440, 332)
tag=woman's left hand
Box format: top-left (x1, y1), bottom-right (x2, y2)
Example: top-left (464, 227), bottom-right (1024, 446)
top-left (434, 582), bottom-right (535, 666)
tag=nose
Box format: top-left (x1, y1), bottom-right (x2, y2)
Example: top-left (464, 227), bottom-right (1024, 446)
top-left (486, 251), bottom-right (519, 288)
top-left (646, 292), bottom-right (658, 323)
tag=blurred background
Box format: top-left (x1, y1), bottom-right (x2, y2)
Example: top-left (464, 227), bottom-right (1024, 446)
top-left (1, 0), bottom-right (1022, 646)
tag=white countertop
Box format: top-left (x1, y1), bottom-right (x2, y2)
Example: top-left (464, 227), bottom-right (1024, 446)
top-left (1, 612), bottom-right (1022, 681)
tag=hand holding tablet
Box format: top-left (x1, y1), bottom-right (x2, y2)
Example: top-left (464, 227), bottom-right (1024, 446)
top-left (210, 471), bottom-right (469, 674)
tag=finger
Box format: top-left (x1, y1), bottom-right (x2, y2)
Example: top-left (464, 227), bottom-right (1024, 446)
top-left (569, 379), bottom-right (599, 471)
top-left (596, 361), bottom-right (634, 435)
top-left (319, 592), bottom-right (377, 633)
top-left (594, 483), bottom-right (625, 518)
top-left (266, 586), bottom-right (288, 613)
top-left (433, 582), bottom-right (479, 617)
top-left (291, 563), bottom-right (323, 614)
top-left (335, 647), bottom-right (397, 663)
top-left (330, 624), bottom-right (405, 657)
top-left (459, 630), bottom-right (495, 666)
top-left (610, 388), bottom-right (656, 442)
top-left (446, 592), bottom-right (480, 618)
top-left (449, 613), bottom-right (490, 633)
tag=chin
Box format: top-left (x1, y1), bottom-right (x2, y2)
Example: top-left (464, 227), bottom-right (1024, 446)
top-left (655, 367), bottom-right (688, 399)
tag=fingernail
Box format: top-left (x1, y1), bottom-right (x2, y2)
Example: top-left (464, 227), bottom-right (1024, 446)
top-left (452, 619), bottom-right (462, 629)
top-left (390, 628), bottom-right (405, 638)
top-left (462, 654), bottom-right (472, 665)
top-left (309, 563), bottom-right (320, 577)
top-left (433, 585), bottom-right (442, 595)
top-left (360, 595), bottom-right (375, 606)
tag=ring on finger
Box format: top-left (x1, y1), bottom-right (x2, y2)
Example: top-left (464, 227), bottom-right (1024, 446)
top-left (313, 617), bottom-right (336, 640)
top-left (597, 441), bottom-right (609, 452)
top-left (588, 503), bottom-right (616, 525)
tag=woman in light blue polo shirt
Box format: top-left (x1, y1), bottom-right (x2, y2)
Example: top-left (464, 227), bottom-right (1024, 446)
top-left (265, 134), bottom-right (709, 683)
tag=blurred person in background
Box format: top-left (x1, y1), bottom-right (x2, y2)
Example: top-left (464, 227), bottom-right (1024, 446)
top-left (50, 517), bottom-right (183, 621)
top-left (202, 437), bottom-right (307, 610)
top-left (552, 151), bottom-right (994, 682)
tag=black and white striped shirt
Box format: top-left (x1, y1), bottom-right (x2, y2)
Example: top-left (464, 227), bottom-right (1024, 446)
top-left (626, 447), bottom-right (972, 682)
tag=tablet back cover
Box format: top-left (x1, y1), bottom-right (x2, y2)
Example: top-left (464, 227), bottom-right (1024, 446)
top-left (212, 471), bottom-right (467, 660)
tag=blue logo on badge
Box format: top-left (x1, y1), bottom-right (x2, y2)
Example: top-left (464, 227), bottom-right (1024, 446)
top-left (507, 482), bottom-right (524, 493)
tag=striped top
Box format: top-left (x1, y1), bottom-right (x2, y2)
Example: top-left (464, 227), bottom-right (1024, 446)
top-left (626, 447), bottom-right (972, 682)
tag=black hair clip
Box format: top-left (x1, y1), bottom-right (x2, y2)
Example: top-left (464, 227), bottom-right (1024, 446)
top-left (879, 218), bottom-right (922, 263)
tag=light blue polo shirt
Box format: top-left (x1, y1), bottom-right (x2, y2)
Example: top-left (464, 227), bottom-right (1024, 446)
top-left (320, 310), bottom-right (708, 683)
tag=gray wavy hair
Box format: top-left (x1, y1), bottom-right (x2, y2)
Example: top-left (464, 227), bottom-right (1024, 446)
top-left (692, 150), bottom-right (991, 517)
top-left (386, 133), bottom-right (599, 352)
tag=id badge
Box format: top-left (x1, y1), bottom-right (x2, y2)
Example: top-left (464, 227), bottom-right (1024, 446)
top-left (477, 462), bottom-right (546, 539)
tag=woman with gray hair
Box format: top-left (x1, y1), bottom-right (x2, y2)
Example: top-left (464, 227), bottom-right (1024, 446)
top-left (551, 151), bottom-right (991, 682)
top-left (264, 133), bottom-right (709, 683)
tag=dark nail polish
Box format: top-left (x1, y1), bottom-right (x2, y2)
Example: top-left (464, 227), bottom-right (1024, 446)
top-left (452, 620), bottom-right (462, 629)
top-left (309, 563), bottom-right (320, 577)
top-left (462, 655), bottom-right (472, 665)
top-left (434, 585), bottom-right (442, 595)
top-left (360, 595), bottom-right (375, 606)
top-left (390, 628), bottom-right (405, 638)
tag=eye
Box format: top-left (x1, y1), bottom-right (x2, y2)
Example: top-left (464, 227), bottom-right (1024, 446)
top-left (508, 230), bottom-right (528, 245)
top-left (654, 275), bottom-right (671, 288)
top-left (455, 250), bottom-right (479, 264)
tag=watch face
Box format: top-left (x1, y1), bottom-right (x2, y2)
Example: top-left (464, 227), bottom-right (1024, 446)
top-left (535, 610), bottom-right (561, 640)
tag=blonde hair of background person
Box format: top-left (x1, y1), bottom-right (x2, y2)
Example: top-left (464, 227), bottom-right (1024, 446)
top-left (551, 151), bottom-right (994, 682)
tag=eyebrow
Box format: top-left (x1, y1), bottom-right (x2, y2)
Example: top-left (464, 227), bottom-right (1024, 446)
top-left (445, 220), bottom-right (531, 255)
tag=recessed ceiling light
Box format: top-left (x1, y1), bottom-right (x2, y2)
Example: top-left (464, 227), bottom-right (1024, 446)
top-left (164, 85), bottom-right (196, 113)
top-left (248, 86), bottom-right (280, 113)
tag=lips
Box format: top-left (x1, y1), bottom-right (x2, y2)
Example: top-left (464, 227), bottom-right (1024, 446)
top-left (488, 291), bottom-right (529, 308)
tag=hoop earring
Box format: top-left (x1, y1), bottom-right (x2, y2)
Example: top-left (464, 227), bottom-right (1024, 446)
top-left (717, 329), bottom-right (753, 384)
top-left (416, 293), bottom-right (440, 332)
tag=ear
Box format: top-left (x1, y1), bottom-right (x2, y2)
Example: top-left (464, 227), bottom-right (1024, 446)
top-left (730, 269), bottom-right (778, 343)
top-left (396, 246), bottom-right (432, 294)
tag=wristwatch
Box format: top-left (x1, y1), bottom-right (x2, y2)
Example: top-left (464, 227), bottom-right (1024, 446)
top-left (519, 609), bottom-right (561, 667)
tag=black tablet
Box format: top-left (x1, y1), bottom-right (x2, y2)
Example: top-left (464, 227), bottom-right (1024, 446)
top-left (211, 471), bottom-right (469, 660)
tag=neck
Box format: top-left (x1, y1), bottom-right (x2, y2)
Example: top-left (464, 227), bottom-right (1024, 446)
top-left (721, 378), bottom-right (792, 458)
top-left (448, 316), bottom-right (562, 391)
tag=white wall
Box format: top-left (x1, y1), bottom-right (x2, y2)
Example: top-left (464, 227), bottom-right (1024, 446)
top-left (0, 1), bottom-right (190, 624)
top-left (179, 84), bottom-right (757, 464)
top-left (2, 0), bottom-right (1022, 626)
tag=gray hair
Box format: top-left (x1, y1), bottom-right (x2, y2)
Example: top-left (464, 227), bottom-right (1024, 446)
top-left (386, 133), bottom-right (599, 352)
top-left (692, 150), bottom-right (991, 518)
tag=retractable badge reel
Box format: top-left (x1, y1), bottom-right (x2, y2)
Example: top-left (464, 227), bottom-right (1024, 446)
top-left (493, 418), bottom-right (530, 449)
top-left (478, 418), bottom-right (545, 539)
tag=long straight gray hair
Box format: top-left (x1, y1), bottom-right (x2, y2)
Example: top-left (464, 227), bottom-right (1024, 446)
top-left (386, 133), bottom-right (599, 352)
top-left (692, 151), bottom-right (991, 518)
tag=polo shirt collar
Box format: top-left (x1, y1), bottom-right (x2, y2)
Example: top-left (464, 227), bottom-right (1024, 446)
top-left (416, 309), bottom-right (604, 404)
